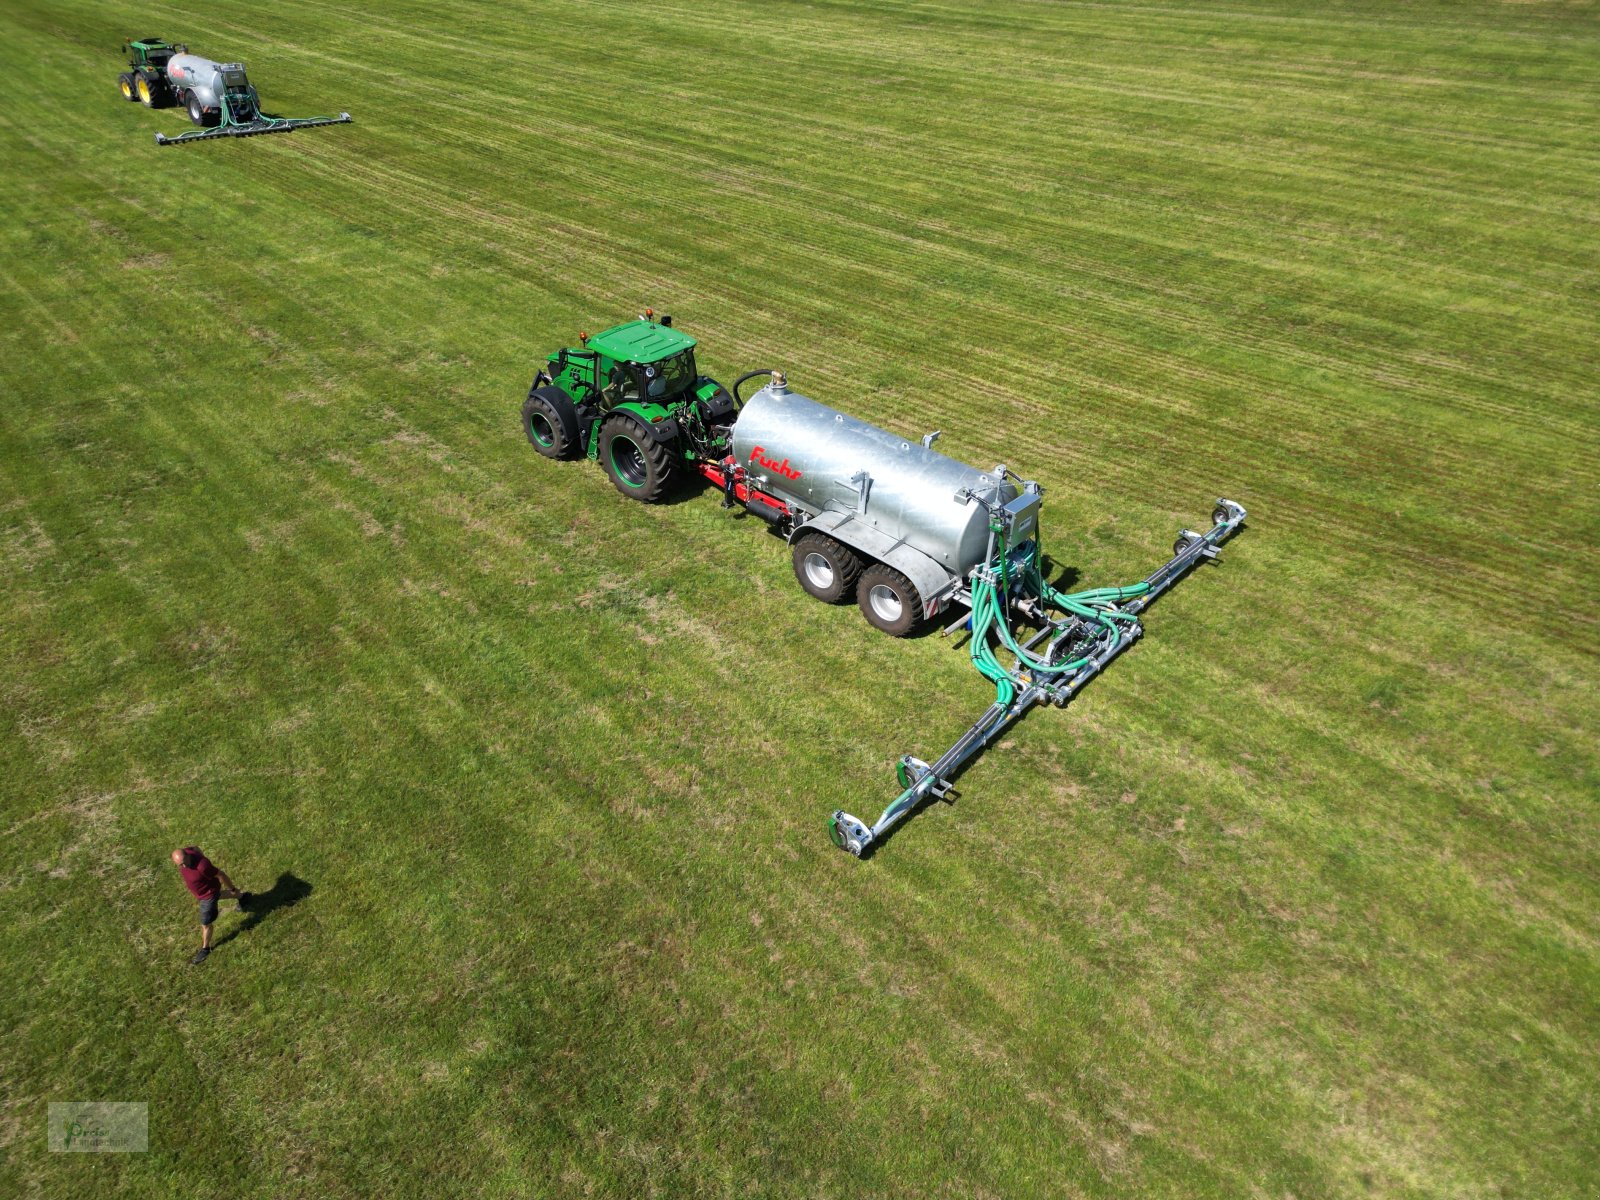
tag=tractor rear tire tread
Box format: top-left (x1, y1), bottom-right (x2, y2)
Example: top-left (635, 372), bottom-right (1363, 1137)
top-left (791, 534), bottom-right (864, 604)
top-left (599, 415), bottom-right (675, 503)
top-left (137, 73), bottom-right (165, 107)
top-left (857, 564), bottom-right (923, 637)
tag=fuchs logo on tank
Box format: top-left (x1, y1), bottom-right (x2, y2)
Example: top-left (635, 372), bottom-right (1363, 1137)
top-left (749, 446), bottom-right (802, 480)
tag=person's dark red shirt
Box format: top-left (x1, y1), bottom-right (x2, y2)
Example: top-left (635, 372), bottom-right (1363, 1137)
top-left (179, 848), bottom-right (219, 899)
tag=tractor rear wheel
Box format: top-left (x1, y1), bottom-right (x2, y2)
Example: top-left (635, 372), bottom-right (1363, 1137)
top-left (522, 385), bottom-right (580, 460)
top-left (119, 74), bottom-right (137, 102)
top-left (137, 75), bottom-right (160, 107)
top-left (857, 564), bottom-right (923, 637)
top-left (599, 415), bottom-right (675, 502)
top-left (791, 534), bottom-right (863, 604)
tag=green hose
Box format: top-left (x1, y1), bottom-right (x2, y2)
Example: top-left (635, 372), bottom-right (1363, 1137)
top-left (970, 534), bottom-right (1150, 700)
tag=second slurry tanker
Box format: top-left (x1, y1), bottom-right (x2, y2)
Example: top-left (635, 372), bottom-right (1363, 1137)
top-left (522, 312), bottom-right (1247, 855)
top-left (118, 38), bottom-right (351, 144)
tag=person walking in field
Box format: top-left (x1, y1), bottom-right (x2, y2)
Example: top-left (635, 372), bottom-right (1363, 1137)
top-left (172, 846), bottom-right (246, 965)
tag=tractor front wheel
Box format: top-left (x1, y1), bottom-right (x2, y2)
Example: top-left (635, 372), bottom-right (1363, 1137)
top-left (119, 74), bottom-right (137, 102)
top-left (522, 385), bottom-right (580, 460)
top-left (792, 534), bottom-right (863, 604)
top-left (599, 415), bottom-right (675, 502)
top-left (857, 564), bottom-right (923, 637)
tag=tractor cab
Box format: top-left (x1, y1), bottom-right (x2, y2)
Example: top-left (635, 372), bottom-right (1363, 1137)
top-left (124, 39), bottom-right (180, 69)
top-left (545, 313), bottom-right (699, 412)
top-left (586, 317), bottom-right (698, 407)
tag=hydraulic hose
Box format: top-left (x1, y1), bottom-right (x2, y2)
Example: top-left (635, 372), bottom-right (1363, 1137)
top-left (732, 369), bottom-right (774, 407)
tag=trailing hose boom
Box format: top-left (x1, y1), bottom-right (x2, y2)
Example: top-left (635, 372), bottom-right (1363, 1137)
top-left (828, 498), bottom-right (1248, 857)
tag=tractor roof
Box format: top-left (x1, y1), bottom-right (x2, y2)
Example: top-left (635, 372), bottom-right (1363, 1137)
top-left (586, 319), bottom-right (695, 363)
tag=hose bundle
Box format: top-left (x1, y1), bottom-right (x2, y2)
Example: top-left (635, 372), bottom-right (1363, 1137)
top-left (967, 532), bottom-right (1149, 710)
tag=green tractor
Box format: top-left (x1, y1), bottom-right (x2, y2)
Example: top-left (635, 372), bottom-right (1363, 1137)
top-left (118, 38), bottom-right (184, 107)
top-left (523, 311), bottom-right (740, 501)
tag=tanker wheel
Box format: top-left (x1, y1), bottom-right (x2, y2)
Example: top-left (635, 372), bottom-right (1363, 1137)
top-left (599, 415), bottom-right (675, 502)
top-left (791, 534), bottom-right (863, 604)
top-left (119, 74), bottom-right (137, 102)
top-left (186, 93), bottom-right (214, 127)
top-left (857, 564), bottom-right (923, 637)
top-left (522, 385), bottom-right (580, 460)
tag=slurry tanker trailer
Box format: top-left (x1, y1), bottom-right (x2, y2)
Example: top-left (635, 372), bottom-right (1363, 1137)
top-left (118, 39), bottom-right (350, 144)
top-left (522, 312), bottom-right (1247, 855)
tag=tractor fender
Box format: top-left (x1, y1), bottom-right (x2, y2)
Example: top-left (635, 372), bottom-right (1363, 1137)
top-left (637, 417), bottom-right (680, 445)
top-left (607, 403), bottom-right (680, 446)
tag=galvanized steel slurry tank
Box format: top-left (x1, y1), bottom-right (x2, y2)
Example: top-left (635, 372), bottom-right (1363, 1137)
top-left (163, 54), bottom-right (243, 113)
top-left (730, 380), bottom-right (1016, 579)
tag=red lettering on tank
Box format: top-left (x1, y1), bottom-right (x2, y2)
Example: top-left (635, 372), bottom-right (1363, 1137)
top-left (749, 446), bottom-right (802, 481)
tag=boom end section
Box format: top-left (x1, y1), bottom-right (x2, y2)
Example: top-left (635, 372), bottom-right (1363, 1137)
top-left (828, 811), bottom-right (874, 858)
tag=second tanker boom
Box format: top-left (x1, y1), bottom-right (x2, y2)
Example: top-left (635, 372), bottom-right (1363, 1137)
top-left (521, 312), bottom-right (1247, 855)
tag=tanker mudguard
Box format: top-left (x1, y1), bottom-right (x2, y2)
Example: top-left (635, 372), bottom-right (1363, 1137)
top-left (793, 510), bottom-right (955, 607)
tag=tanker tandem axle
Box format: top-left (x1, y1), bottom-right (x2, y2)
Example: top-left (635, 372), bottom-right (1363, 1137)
top-left (522, 313), bottom-right (1248, 855)
top-left (118, 38), bottom-right (351, 145)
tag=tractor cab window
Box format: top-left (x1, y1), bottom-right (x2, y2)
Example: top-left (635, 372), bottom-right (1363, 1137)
top-left (603, 363), bottom-right (640, 406)
top-left (640, 351), bottom-right (695, 400)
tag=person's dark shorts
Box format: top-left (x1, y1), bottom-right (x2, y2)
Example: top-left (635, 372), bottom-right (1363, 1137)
top-left (198, 895), bottom-right (219, 926)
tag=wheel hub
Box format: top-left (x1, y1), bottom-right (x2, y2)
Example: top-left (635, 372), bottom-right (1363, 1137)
top-left (868, 584), bottom-right (902, 622)
top-left (612, 437), bottom-right (646, 486)
top-left (803, 551), bottom-right (835, 590)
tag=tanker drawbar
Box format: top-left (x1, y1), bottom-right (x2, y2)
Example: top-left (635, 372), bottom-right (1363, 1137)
top-left (519, 313), bottom-right (1251, 856)
top-left (118, 39), bottom-right (351, 145)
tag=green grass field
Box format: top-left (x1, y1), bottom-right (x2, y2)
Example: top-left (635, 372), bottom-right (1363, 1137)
top-left (3, 0), bottom-right (1597, 1195)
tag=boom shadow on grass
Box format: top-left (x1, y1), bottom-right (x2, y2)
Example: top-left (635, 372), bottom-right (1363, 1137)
top-left (214, 872), bottom-right (312, 947)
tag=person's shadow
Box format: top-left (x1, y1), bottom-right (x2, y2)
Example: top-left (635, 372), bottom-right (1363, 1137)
top-left (214, 872), bottom-right (312, 947)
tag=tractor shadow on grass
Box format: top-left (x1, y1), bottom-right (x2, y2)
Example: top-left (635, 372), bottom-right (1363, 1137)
top-left (214, 872), bottom-right (313, 947)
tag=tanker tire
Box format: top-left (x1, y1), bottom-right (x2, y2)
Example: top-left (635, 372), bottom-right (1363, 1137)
top-left (119, 74), bottom-right (137, 102)
top-left (857, 564), bottom-right (923, 637)
top-left (186, 93), bottom-right (215, 127)
top-left (522, 386), bottom-right (580, 460)
top-left (600, 415), bottom-right (675, 503)
top-left (791, 534), bottom-right (863, 604)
